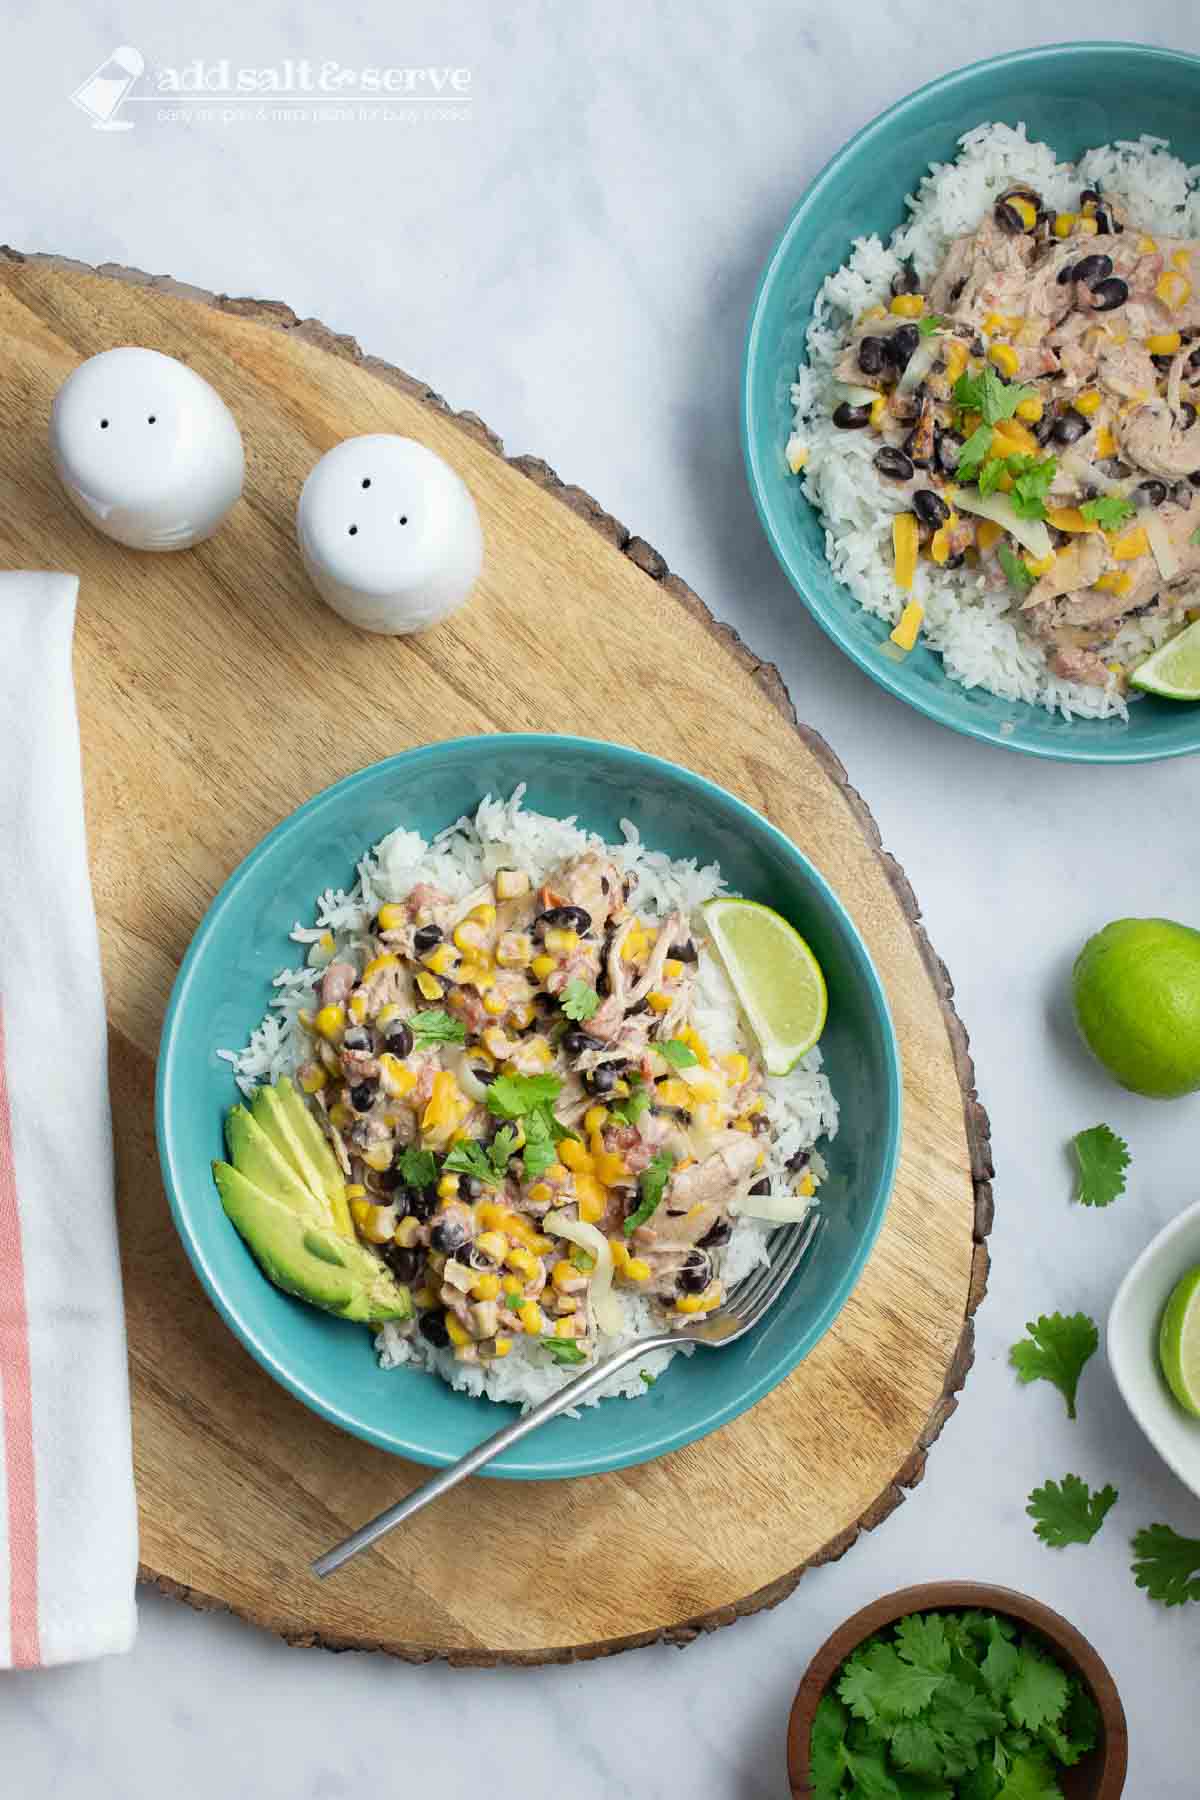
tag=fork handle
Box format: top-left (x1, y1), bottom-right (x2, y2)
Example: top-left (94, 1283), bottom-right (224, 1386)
top-left (311, 1331), bottom-right (679, 1578)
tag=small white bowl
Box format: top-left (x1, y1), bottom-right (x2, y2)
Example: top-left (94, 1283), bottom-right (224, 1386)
top-left (1108, 1198), bottom-right (1200, 1499)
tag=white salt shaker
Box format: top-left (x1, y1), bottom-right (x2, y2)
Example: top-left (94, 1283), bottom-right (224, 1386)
top-left (296, 434), bottom-right (483, 634)
top-left (50, 346), bottom-right (244, 551)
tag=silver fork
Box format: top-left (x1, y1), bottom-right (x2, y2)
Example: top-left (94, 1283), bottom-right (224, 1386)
top-left (311, 1213), bottom-right (822, 1578)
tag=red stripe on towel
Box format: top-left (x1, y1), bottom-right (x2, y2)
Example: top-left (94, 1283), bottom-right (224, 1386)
top-left (0, 1003), bottom-right (39, 1667)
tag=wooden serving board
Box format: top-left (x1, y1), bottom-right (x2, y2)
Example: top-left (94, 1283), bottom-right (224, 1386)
top-left (0, 249), bottom-right (993, 1664)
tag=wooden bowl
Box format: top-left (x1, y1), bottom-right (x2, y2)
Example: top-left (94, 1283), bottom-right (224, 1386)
top-left (786, 1583), bottom-right (1128, 1798)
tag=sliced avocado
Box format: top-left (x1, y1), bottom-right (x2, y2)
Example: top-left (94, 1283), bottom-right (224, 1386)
top-left (213, 1163), bottom-right (412, 1324)
top-left (251, 1082), bottom-right (344, 1230)
top-left (225, 1105), bottom-right (324, 1223)
top-left (274, 1077), bottom-right (354, 1238)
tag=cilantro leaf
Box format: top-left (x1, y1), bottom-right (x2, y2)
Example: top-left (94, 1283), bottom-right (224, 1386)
top-left (609, 1075), bottom-right (650, 1126)
top-left (623, 1150), bottom-right (675, 1236)
top-left (955, 423), bottom-right (994, 482)
top-left (639, 1368), bottom-right (656, 1387)
top-left (570, 1244), bottom-right (595, 1273)
top-left (1008, 455), bottom-right (1057, 520)
top-left (980, 1629), bottom-right (1020, 1697)
top-left (394, 1146), bottom-right (437, 1188)
top-left (1009, 1313), bottom-right (1098, 1420)
top-left (1081, 495), bottom-right (1135, 529)
top-left (1049, 1684), bottom-right (1099, 1764)
top-left (1071, 1124), bottom-right (1129, 1208)
top-left (890, 1720), bottom-right (942, 1780)
top-left (520, 1107), bottom-right (557, 1182)
top-left (978, 455), bottom-right (1008, 496)
top-left (1007, 1645), bottom-right (1069, 1732)
top-left (560, 978), bottom-right (600, 1022)
top-left (1132, 1522), bottom-right (1200, 1605)
top-left (995, 1753), bottom-right (1062, 1800)
top-left (841, 1745), bottom-right (903, 1798)
top-left (997, 542), bottom-right (1035, 593)
top-left (408, 1009), bottom-right (466, 1046)
top-left (486, 1071), bottom-right (563, 1119)
top-left (540, 1336), bottom-right (587, 1366)
top-left (1027, 1474), bottom-right (1118, 1548)
top-left (838, 1643), bottom-right (944, 1723)
top-left (659, 1037), bottom-right (699, 1069)
top-left (809, 1692), bottom-right (850, 1798)
top-left (894, 1612), bottom-right (951, 1675)
top-left (489, 1124), bottom-right (519, 1172)
top-left (1192, 526), bottom-right (1200, 546)
top-left (918, 313), bottom-right (949, 336)
top-left (442, 1138), bottom-right (495, 1183)
top-left (954, 366), bottom-right (1038, 425)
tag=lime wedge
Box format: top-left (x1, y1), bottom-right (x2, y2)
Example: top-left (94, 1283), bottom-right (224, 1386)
top-left (702, 898), bottom-right (827, 1075)
top-left (1130, 620), bottom-right (1200, 701)
top-left (1159, 1265), bottom-right (1200, 1417)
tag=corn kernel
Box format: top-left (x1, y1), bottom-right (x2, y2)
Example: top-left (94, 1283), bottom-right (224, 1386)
top-left (581, 1105), bottom-right (608, 1135)
top-left (1053, 212), bottom-right (1076, 238)
top-left (1015, 394), bottom-right (1044, 423)
top-left (531, 953), bottom-right (556, 982)
top-left (362, 1141), bottom-right (395, 1173)
top-left (350, 1198), bottom-right (371, 1229)
top-left (482, 1026), bottom-right (510, 1060)
top-left (732, 1118), bottom-right (753, 1133)
top-left (555, 1294), bottom-right (580, 1315)
top-left (988, 342), bottom-right (1020, 378)
top-left (545, 1161), bottom-right (568, 1184)
top-left (495, 932), bottom-right (532, 968)
top-left (1024, 552), bottom-right (1055, 578)
top-left (491, 1336), bottom-right (513, 1357)
top-left (519, 1301), bottom-right (544, 1334)
top-left (315, 1002), bottom-right (346, 1042)
top-left (1110, 525), bottom-right (1149, 561)
top-left (595, 1150), bottom-right (629, 1187)
top-left (361, 1203), bottom-right (396, 1244)
top-left (797, 1171), bottom-right (816, 1198)
top-left (376, 1053), bottom-right (415, 1099)
top-left (889, 293), bottom-right (925, 318)
top-left (625, 1257), bottom-right (651, 1282)
top-left (506, 1246), bottom-right (537, 1278)
top-left (470, 1273), bottom-right (500, 1301)
top-left (786, 438), bottom-right (809, 474)
top-left (1009, 196), bottom-right (1037, 230)
top-left (298, 1063), bottom-right (327, 1094)
top-left (543, 927), bottom-right (579, 955)
top-left (347, 990), bottom-right (369, 1025)
top-left (657, 1077), bottom-right (691, 1110)
top-left (1157, 271), bottom-right (1192, 309)
top-left (1138, 233), bottom-right (1158, 253)
top-left (327, 1100), bottom-right (353, 1130)
top-left (720, 1052), bottom-right (750, 1086)
top-left (575, 1172), bottom-right (607, 1224)
top-left (494, 868), bottom-right (529, 900)
top-left (559, 1137), bottom-right (594, 1173)
top-left (475, 1232), bottom-right (510, 1265)
top-left (1147, 331), bottom-right (1183, 356)
top-left (551, 1260), bottom-right (578, 1293)
top-left (453, 920), bottom-right (485, 954)
top-left (608, 1236), bottom-right (631, 1271)
top-left (416, 970), bottom-right (443, 1001)
top-left (376, 904), bottom-right (405, 932)
top-left (1071, 388), bottom-right (1101, 418)
top-left (445, 1312), bottom-right (470, 1347)
top-left (869, 393), bottom-right (888, 431)
top-left (944, 339), bottom-right (968, 383)
top-left (1076, 216), bottom-right (1099, 236)
top-left (527, 1181), bottom-right (553, 1205)
top-left (1094, 426), bottom-right (1117, 458)
top-left (437, 1173), bottom-right (459, 1200)
top-left (394, 1214), bottom-right (422, 1248)
top-left (892, 512), bottom-right (919, 592)
top-left (1096, 571), bottom-right (1134, 596)
top-left (297, 1007), bottom-right (316, 1033)
top-left (363, 953), bottom-right (399, 981)
top-left (554, 1316), bottom-right (579, 1339)
top-left (421, 943), bottom-right (454, 977)
top-left (458, 961), bottom-right (495, 992)
top-left (476, 990), bottom-right (504, 1017)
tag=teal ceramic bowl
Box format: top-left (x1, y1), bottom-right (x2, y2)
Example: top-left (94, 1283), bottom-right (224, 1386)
top-left (157, 735), bottom-right (901, 1478)
top-left (743, 41), bottom-right (1200, 763)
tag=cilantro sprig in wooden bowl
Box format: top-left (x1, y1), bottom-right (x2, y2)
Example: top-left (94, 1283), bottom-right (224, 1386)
top-left (786, 1583), bottom-right (1127, 1799)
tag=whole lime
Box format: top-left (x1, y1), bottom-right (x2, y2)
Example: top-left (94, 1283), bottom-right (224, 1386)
top-left (1073, 918), bottom-right (1200, 1099)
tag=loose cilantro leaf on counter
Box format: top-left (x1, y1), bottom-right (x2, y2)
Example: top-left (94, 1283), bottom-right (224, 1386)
top-left (540, 1337), bottom-right (587, 1366)
top-left (1081, 495), bottom-right (1135, 529)
top-left (1009, 1312), bottom-right (1098, 1420)
top-left (918, 312), bottom-right (949, 336)
top-left (560, 978), bottom-right (600, 1021)
top-left (1027, 1474), bottom-right (1118, 1548)
top-left (954, 365), bottom-right (1038, 425)
top-left (1072, 1123), bottom-right (1130, 1207)
top-left (1132, 1522), bottom-right (1200, 1606)
top-left (659, 1037), bottom-right (699, 1069)
top-left (408, 1009), bottom-right (466, 1046)
top-left (394, 1147), bottom-right (438, 1188)
top-left (486, 1071), bottom-right (563, 1119)
top-left (623, 1150), bottom-right (675, 1236)
top-left (997, 542), bottom-right (1035, 594)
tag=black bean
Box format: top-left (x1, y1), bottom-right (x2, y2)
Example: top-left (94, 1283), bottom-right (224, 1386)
top-left (912, 488), bottom-right (950, 529)
top-left (1079, 188), bottom-right (1100, 207)
top-left (676, 1251), bottom-right (710, 1295)
top-left (1169, 479), bottom-right (1193, 507)
top-left (1133, 479), bottom-right (1168, 509)
top-left (376, 1164), bottom-right (404, 1193)
top-left (382, 1245), bottom-right (419, 1283)
top-left (342, 1026), bottom-right (372, 1052)
top-left (884, 323), bottom-right (920, 369)
top-left (384, 1021), bottom-right (414, 1060)
top-left (533, 905), bottom-right (592, 936)
top-left (1180, 402), bottom-right (1199, 430)
top-left (748, 1178), bottom-right (772, 1197)
top-left (404, 1185), bottom-right (437, 1221)
top-left (349, 1080), bottom-right (377, 1113)
top-left (583, 1064), bottom-right (618, 1095)
top-left (890, 261), bottom-right (920, 297)
top-left (419, 1311), bottom-right (450, 1347)
top-left (1070, 253), bottom-right (1113, 289)
top-left (412, 923), bottom-right (442, 954)
top-left (857, 336), bottom-right (888, 376)
top-left (1034, 412), bottom-right (1058, 447)
top-left (943, 553), bottom-right (966, 570)
top-left (430, 1215), bottom-right (469, 1256)
top-left (832, 400), bottom-right (872, 430)
top-left (949, 277), bottom-right (966, 306)
top-left (1152, 354), bottom-right (1176, 373)
top-left (1191, 471), bottom-right (1200, 489)
top-left (563, 1028), bottom-right (603, 1058)
top-left (669, 938), bottom-right (698, 963)
top-left (1051, 409), bottom-right (1089, 446)
top-left (874, 444), bottom-right (915, 482)
top-left (471, 1064), bottom-right (498, 1086)
top-left (1089, 276), bottom-right (1128, 312)
top-left (698, 1218), bottom-right (733, 1249)
top-left (1056, 261), bottom-right (1077, 285)
top-left (786, 1148), bottom-right (812, 1175)
top-left (1095, 209), bottom-right (1112, 236)
top-left (934, 428), bottom-right (963, 476)
top-left (994, 199), bottom-right (1025, 234)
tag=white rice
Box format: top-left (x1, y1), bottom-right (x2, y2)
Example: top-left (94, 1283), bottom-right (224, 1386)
top-left (789, 124), bottom-right (1200, 720)
top-left (221, 787), bottom-right (839, 1410)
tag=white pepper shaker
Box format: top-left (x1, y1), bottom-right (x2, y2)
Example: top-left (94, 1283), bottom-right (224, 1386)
top-left (50, 346), bottom-right (244, 550)
top-left (296, 434), bottom-right (483, 634)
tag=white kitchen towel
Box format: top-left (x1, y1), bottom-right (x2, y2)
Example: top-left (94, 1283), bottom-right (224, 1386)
top-left (0, 572), bottom-right (137, 1666)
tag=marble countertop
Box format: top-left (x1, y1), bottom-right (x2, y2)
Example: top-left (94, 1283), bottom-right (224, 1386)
top-left (4, 6), bottom-right (1199, 1793)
